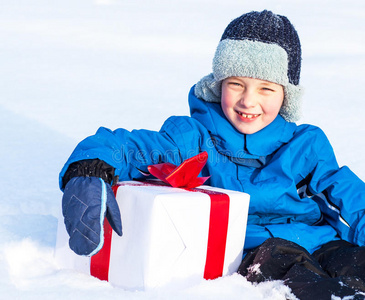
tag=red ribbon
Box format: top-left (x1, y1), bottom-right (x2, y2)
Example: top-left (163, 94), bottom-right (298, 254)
top-left (90, 153), bottom-right (230, 282)
top-left (200, 189), bottom-right (230, 280)
top-left (147, 151), bottom-right (210, 188)
top-left (89, 186), bottom-right (118, 281)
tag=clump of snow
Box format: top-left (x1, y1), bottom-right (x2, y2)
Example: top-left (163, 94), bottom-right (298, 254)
top-left (247, 263), bottom-right (262, 276)
top-left (1, 0), bottom-right (364, 299)
top-left (3, 239), bottom-right (295, 300)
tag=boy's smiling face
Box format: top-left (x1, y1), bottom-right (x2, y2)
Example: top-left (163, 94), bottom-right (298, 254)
top-left (221, 76), bottom-right (284, 134)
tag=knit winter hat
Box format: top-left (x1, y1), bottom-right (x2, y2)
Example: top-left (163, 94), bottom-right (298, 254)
top-left (195, 10), bottom-right (303, 122)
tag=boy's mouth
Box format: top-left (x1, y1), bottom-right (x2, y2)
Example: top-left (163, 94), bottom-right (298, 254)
top-left (236, 111), bottom-right (261, 120)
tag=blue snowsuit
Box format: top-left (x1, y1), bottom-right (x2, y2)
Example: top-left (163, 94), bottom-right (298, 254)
top-left (59, 86), bottom-right (365, 254)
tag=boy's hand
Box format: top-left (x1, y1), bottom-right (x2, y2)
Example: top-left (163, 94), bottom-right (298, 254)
top-left (62, 176), bottom-right (122, 256)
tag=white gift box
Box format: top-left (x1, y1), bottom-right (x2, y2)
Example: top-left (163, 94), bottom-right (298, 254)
top-left (55, 181), bottom-right (250, 290)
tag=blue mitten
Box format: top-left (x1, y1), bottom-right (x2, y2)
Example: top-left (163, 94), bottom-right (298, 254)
top-left (62, 176), bottom-right (123, 256)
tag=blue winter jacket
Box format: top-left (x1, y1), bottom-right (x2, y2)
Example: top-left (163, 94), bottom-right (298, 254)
top-left (60, 86), bottom-right (365, 253)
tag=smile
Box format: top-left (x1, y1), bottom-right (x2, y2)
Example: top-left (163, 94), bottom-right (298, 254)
top-left (236, 111), bottom-right (261, 119)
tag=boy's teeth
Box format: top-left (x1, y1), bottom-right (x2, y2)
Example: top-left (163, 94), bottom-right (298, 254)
top-left (240, 113), bottom-right (259, 118)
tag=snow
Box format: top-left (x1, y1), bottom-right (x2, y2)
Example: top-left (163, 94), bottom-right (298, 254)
top-left (0, 0), bottom-right (364, 299)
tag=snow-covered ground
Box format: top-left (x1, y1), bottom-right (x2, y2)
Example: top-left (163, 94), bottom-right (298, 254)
top-left (0, 0), bottom-right (364, 299)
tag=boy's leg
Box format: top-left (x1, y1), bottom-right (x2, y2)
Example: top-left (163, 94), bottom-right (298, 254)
top-left (237, 237), bottom-right (365, 300)
top-left (237, 237), bottom-right (328, 282)
top-left (312, 240), bottom-right (365, 293)
top-left (313, 240), bottom-right (365, 280)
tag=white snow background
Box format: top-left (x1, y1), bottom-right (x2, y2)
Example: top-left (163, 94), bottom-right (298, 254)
top-left (0, 0), bottom-right (364, 299)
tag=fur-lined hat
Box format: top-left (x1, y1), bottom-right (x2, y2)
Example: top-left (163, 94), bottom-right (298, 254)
top-left (195, 10), bottom-right (303, 122)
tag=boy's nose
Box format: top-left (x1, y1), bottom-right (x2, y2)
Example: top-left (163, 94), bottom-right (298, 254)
top-left (239, 91), bottom-right (257, 108)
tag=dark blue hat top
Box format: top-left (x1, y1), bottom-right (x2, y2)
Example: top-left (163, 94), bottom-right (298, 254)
top-left (221, 10), bottom-right (301, 85)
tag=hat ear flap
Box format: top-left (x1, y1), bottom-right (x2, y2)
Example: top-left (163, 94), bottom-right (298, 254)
top-left (194, 73), bottom-right (222, 103)
top-left (280, 83), bottom-right (304, 122)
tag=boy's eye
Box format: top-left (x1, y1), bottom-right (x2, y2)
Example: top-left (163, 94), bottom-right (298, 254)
top-left (229, 82), bottom-right (242, 87)
top-left (262, 87), bottom-right (275, 92)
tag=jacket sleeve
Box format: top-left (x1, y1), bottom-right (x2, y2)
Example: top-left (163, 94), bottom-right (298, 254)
top-left (59, 116), bottom-right (204, 190)
top-left (306, 128), bottom-right (365, 246)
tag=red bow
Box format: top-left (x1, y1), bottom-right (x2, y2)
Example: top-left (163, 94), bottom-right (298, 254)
top-left (147, 152), bottom-right (210, 188)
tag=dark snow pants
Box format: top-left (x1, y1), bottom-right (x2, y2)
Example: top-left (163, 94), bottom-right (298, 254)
top-left (237, 238), bottom-right (365, 300)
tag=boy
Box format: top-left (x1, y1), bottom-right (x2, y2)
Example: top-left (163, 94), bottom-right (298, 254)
top-left (60, 10), bottom-right (365, 299)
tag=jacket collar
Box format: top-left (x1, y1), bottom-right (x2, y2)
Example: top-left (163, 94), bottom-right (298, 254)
top-left (189, 86), bottom-right (297, 159)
